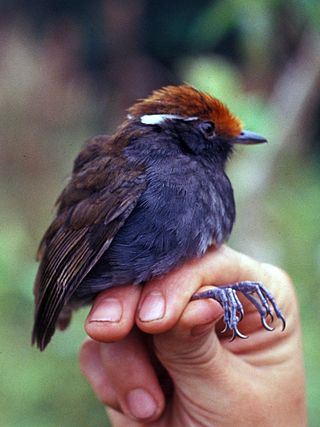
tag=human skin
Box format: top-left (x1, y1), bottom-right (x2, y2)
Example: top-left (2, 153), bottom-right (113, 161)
top-left (79, 245), bottom-right (307, 426)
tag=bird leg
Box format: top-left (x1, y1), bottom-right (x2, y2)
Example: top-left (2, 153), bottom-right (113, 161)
top-left (191, 281), bottom-right (286, 341)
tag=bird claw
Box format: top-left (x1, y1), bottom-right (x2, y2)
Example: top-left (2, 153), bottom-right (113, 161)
top-left (230, 325), bottom-right (248, 341)
top-left (267, 311), bottom-right (274, 323)
top-left (261, 315), bottom-right (274, 331)
top-left (191, 281), bottom-right (286, 339)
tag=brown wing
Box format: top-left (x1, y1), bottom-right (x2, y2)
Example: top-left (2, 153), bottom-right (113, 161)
top-left (32, 135), bottom-right (146, 350)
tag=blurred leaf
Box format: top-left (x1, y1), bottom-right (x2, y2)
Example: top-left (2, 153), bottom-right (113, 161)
top-left (297, 0), bottom-right (320, 30)
top-left (187, 0), bottom-right (238, 48)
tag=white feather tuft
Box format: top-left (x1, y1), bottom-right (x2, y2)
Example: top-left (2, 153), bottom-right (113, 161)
top-left (140, 114), bottom-right (198, 125)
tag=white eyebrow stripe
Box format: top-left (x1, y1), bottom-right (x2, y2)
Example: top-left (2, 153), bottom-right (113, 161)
top-left (140, 114), bottom-right (198, 125)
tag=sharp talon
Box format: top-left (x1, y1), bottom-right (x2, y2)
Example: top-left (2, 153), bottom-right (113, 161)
top-left (229, 326), bottom-right (248, 341)
top-left (238, 309), bottom-right (244, 322)
top-left (191, 281), bottom-right (286, 340)
top-left (230, 330), bottom-right (236, 342)
top-left (261, 316), bottom-right (274, 331)
top-left (221, 323), bottom-right (228, 334)
top-left (267, 312), bottom-right (274, 323)
top-left (236, 328), bottom-right (248, 340)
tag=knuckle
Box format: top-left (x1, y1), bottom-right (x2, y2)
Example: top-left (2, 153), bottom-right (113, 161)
top-left (261, 263), bottom-right (293, 285)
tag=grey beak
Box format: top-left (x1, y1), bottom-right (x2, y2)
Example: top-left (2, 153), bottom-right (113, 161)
top-left (231, 130), bottom-right (267, 145)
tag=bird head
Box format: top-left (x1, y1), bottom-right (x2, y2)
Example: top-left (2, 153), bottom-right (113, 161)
top-left (127, 85), bottom-right (266, 162)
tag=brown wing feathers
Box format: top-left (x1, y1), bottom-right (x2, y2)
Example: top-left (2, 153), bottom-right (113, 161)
top-left (32, 135), bottom-right (146, 350)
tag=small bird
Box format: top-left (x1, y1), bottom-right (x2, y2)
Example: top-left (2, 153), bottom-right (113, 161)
top-left (32, 85), bottom-right (285, 350)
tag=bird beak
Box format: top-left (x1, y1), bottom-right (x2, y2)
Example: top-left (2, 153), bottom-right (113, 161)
top-left (231, 130), bottom-right (267, 145)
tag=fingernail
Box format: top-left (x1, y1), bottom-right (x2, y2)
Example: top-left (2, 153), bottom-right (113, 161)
top-left (139, 291), bottom-right (165, 322)
top-left (126, 388), bottom-right (157, 420)
top-left (89, 298), bottom-right (122, 322)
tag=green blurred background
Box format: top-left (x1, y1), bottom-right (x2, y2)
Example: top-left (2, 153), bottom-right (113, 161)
top-left (1, 0), bottom-right (320, 425)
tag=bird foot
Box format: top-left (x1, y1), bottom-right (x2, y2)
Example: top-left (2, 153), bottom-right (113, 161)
top-left (191, 281), bottom-right (286, 341)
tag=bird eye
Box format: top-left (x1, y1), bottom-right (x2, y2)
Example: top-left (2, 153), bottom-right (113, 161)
top-left (199, 121), bottom-right (216, 138)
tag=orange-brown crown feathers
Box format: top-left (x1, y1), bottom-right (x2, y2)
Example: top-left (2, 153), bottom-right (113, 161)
top-left (128, 85), bottom-right (242, 138)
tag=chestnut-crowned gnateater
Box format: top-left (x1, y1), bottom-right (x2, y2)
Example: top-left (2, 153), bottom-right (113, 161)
top-left (32, 85), bottom-right (285, 350)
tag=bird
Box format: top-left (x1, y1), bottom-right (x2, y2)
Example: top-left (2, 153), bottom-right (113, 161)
top-left (32, 84), bottom-right (285, 351)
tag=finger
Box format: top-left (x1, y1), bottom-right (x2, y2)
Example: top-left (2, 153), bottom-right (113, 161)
top-left (136, 246), bottom-right (290, 336)
top-left (107, 407), bottom-right (142, 427)
top-left (150, 292), bottom-right (225, 378)
top-left (135, 245), bottom-right (275, 335)
top-left (153, 293), bottom-right (223, 361)
top-left (79, 339), bottom-right (118, 410)
top-left (136, 259), bottom-right (205, 334)
top-left (194, 245), bottom-right (270, 287)
top-left (84, 329), bottom-right (165, 423)
top-left (196, 246), bottom-right (291, 303)
top-left (85, 284), bottom-right (142, 342)
top-left (152, 295), bottom-right (239, 403)
top-left (220, 263), bottom-right (297, 356)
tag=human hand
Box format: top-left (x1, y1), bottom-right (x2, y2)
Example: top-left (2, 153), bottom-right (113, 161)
top-left (79, 246), bottom-right (307, 426)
